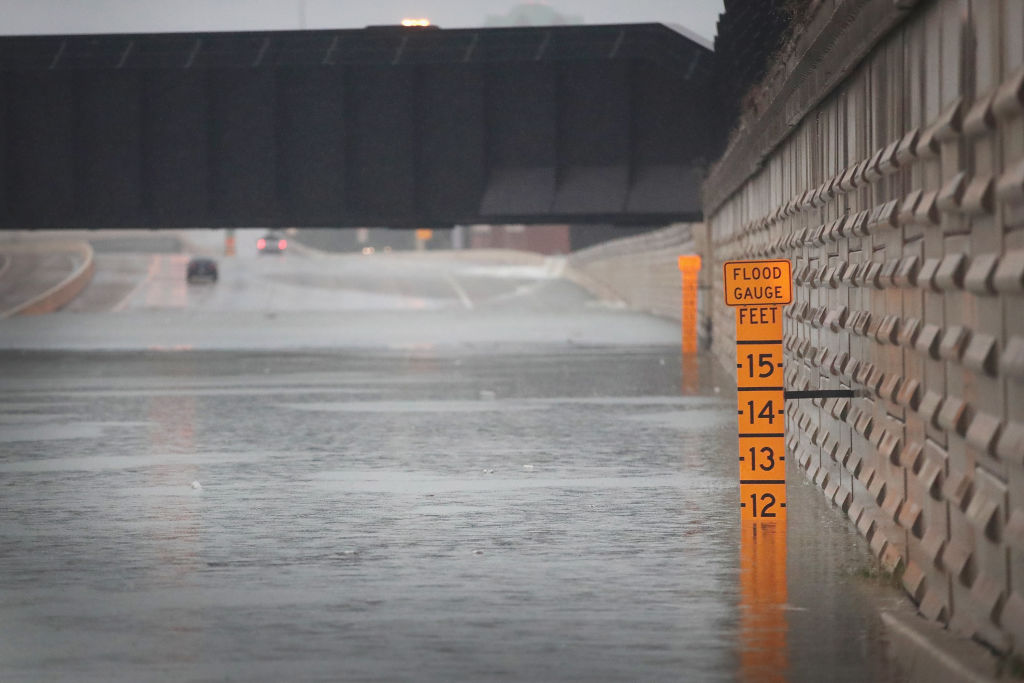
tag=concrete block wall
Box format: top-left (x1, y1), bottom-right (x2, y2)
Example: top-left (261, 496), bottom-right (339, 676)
top-left (704, 0), bottom-right (1024, 653)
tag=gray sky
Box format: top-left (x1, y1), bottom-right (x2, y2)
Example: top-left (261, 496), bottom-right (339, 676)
top-left (0, 1), bottom-right (724, 43)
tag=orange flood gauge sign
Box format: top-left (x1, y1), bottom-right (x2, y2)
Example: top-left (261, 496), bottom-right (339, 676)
top-left (723, 259), bottom-right (792, 306)
top-left (723, 259), bottom-right (792, 521)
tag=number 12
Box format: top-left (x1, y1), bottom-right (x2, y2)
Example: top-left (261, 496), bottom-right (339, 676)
top-left (748, 492), bottom-right (777, 517)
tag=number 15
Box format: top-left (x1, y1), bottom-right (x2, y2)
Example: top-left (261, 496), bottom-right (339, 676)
top-left (741, 353), bottom-right (775, 379)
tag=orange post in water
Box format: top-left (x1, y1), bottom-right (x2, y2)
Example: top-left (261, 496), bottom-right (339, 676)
top-left (677, 255), bottom-right (701, 354)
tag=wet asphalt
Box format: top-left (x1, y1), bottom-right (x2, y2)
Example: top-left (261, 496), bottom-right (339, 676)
top-left (0, 348), bottom-right (906, 682)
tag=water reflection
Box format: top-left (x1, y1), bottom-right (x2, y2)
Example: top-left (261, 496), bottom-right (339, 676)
top-left (146, 394), bottom-right (202, 661)
top-left (0, 349), bottom-right (908, 680)
top-left (739, 520), bottom-right (788, 682)
top-left (680, 351), bottom-right (700, 395)
top-left (147, 394), bottom-right (201, 579)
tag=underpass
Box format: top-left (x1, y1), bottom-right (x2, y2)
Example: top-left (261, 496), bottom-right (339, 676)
top-left (0, 0), bottom-right (1019, 677)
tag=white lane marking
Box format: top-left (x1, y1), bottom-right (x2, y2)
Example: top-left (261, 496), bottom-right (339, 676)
top-left (0, 253), bottom-right (11, 280)
top-left (443, 272), bottom-right (474, 310)
top-left (111, 255), bottom-right (160, 312)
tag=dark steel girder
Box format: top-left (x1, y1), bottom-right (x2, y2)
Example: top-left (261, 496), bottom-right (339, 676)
top-left (0, 23), bottom-right (717, 229)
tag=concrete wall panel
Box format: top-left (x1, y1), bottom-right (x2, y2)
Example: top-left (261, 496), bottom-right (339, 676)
top-left (144, 72), bottom-right (210, 225)
top-left (76, 70), bottom-right (143, 225)
top-left (276, 68), bottom-right (348, 225)
top-left (7, 72), bottom-right (75, 226)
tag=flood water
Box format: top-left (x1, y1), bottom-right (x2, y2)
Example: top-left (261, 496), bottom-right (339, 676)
top-left (0, 348), bottom-right (905, 681)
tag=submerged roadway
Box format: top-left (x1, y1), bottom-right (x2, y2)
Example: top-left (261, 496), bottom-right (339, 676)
top-left (0, 232), bottom-right (908, 681)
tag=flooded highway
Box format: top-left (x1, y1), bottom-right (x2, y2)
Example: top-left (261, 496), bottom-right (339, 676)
top-left (0, 235), bottom-right (907, 681)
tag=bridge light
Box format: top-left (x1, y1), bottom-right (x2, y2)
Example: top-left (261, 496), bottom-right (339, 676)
top-left (401, 18), bottom-right (431, 27)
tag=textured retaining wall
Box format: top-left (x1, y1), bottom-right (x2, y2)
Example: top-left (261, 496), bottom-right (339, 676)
top-left (704, 0), bottom-right (1024, 653)
top-left (568, 223), bottom-right (706, 332)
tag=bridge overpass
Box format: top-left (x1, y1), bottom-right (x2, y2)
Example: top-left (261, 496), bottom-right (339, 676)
top-left (0, 23), bottom-right (715, 229)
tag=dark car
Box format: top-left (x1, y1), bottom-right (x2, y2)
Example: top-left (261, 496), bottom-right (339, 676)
top-left (258, 232), bottom-right (287, 254)
top-left (186, 257), bottom-right (218, 283)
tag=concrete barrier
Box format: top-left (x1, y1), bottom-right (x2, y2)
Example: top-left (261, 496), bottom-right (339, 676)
top-left (0, 241), bottom-right (95, 318)
top-left (567, 223), bottom-right (707, 340)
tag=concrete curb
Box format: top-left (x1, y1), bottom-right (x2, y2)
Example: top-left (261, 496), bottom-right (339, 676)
top-left (0, 241), bottom-right (95, 319)
top-left (880, 609), bottom-right (1003, 682)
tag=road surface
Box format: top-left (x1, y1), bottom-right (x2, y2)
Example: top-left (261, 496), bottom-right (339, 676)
top-left (1, 230), bottom-right (676, 350)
